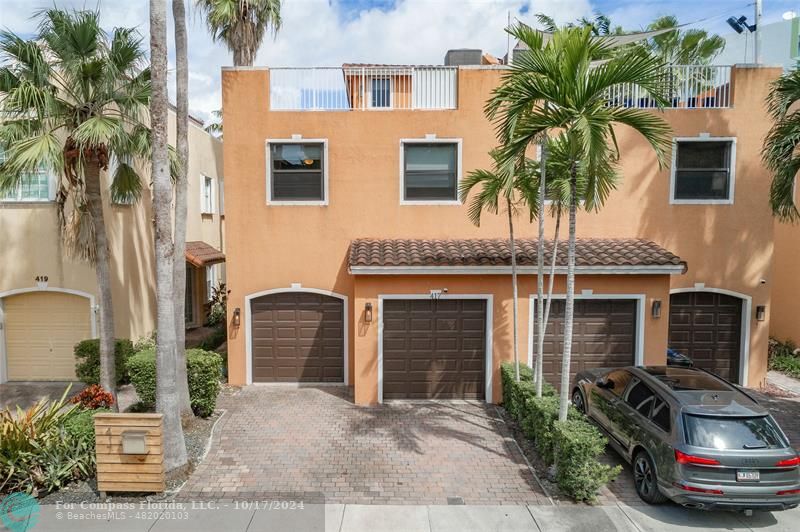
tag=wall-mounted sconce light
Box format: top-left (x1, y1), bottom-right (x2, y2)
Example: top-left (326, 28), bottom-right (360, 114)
top-left (651, 299), bottom-right (662, 319)
top-left (232, 307), bottom-right (241, 327)
top-left (364, 302), bottom-right (373, 323)
top-left (756, 305), bottom-right (766, 322)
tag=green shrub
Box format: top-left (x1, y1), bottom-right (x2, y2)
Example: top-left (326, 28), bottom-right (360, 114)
top-left (519, 395), bottom-right (582, 463)
top-left (64, 407), bottom-right (110, 447)
top-left (126, 348), bottom-right (222, 417)
top-left (500, 362), bottom-right (555, 421)
top-left (198, 325), bottom-right (226, 351)
top-left (769, 353), bottom-right (800, 379)
top-left (0, 388), bottom-right (95, 495)
top-left (133, 331), bottom-right (157, 352)
top-left (74, 339), bottom-right (135, 386)
top-left (553, 419), bottom-right (622, 502)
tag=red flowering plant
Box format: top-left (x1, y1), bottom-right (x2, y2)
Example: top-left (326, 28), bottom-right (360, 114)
top-left (71, 384), bottom-right (115, 409)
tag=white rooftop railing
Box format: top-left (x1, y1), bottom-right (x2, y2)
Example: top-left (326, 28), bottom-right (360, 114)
top-left (607, 65), bottom-right (733, 109)
top-left (269, 66), bottom-right (458, 111)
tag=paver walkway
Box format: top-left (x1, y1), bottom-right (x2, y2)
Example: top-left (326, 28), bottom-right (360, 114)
top-left (180, 386), bottom-right (547, 505)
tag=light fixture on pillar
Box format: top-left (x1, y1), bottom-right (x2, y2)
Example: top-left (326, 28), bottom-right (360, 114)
top-left (364, 302), bottom-right (373, 323)
top-left (651, 299), bottom-right (662, 319)
top-left (756, 305), bottom-right (766, 322)
top-left (232, 307), bottom-right (241, 327)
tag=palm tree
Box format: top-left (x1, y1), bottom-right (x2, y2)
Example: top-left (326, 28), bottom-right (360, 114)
top-left (172, 0), bottom-right (192, 416)
top-left (196, 0), bottom-right (282, 66)
top-left (151, 0), bottom-right (188, 470)
top-left (646, 15), bottom-right (725, 65)
top-left (0, 9), bottom-right (152, 404)
top-left (459, 153), bottom-right (539, 382)
top-left (488, 24), bottom-right (672, 421)
top-left (763, 69), bottom-right (800, 222)
top-left (205, 110), bottom-right (223, 138)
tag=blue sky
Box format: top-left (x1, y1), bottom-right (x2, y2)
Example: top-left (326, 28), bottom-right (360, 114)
top-left (1, 0), bottom-right (798, 120)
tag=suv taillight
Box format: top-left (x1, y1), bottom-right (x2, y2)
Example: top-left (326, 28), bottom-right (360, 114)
top-left (675, 449), bottom-right (720, 466)
top-left (775, 456), bottom-right (800, 468)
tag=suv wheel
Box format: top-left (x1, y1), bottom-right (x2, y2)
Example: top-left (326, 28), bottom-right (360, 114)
top-left (571, 388), bottom-right (586, 414)
top-left (633, 451), bottom-right (668, 504)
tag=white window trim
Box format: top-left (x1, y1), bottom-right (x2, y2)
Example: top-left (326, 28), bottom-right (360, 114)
top-left (200, 174), bottom-right (215, 214)
top-left (526, 293), bottom-right (646, 370)
top-left (206, 265), bottom-right (218, 301)
top-left (265, 139), bottom-right (329, 206)
top-left (367, 77), bottom-right (393, 110)
top-left (669, 136), bottom-right (736, 205)
top-left (399, 137), bottom-right (463, 206)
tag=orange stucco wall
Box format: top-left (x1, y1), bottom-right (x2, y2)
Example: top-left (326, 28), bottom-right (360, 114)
top-left (772, 219), bottom-right (800, 345)
top-left (222, 64), bottom-right (782, 402)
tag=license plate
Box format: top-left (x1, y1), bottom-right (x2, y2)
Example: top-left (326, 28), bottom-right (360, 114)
top-left (737, 470), bottom-right (760, 482)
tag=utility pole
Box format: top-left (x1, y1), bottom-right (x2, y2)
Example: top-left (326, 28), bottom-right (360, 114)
top-left (754, 0), bottom-right (763, 64)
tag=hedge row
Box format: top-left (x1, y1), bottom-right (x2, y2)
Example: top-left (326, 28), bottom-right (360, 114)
top-left (501, 362), bottom-right (621, 502)
top-left (126, 348), bottom-right (223, 417)
top-left (74, 339), bottom-right (135, 386)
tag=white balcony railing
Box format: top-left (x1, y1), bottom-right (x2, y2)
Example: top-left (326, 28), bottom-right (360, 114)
top-left (607, 65), bottom-right (732, 109)
top-left (269, 66), bottom-right (458, 111)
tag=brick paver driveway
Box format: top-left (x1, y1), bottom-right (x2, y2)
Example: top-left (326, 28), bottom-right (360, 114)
top-left (181, 386), bottom-right (547, 505)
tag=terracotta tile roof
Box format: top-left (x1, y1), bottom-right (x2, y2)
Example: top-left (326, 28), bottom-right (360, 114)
top-left (349, 238), bottom-right (685, 273)
top-left (185, 241), bottom-right (225, 268)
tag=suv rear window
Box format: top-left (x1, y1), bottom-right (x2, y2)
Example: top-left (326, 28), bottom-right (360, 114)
top-left (683, 415), bottom-right (788, 450)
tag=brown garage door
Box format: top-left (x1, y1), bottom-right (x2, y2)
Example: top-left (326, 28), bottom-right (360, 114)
top-left (537, 299), bottom-right (637, 390)
top-left (382, 299), bottom-right (486, 400)
top-left (250, 292), bottom-right (344, 383)
top-left (669, 292), bottom-right (741, 383)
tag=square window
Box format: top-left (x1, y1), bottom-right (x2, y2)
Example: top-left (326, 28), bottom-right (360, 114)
top-left (269, 142), bottom-right (326, 203)
top-left (672, 140), bottom-right (734, 202)
top-left (371, 78), bottom-right (391, 108)
top-left (402, 142), bottom-right (459, 202)
top-left (0, 147), bottom-right (52, 202)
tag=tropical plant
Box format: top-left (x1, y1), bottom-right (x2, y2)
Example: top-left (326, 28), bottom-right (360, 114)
top-left (763, 69), bottom-right (800, 222)
top-left (150, 0), bottom-right (188, 471)
top-left (205, 110), bottom-right (223, 138)
top-left (197, 0), bottom-right (282, 66)
top-left (487, 24), bottom-right (672, 421)
top-left (459, 152), bottom-right (539, 382)
top-left (71, 384), bottom-right (115, 410)
top-left (0, 9), bottom-right (152, 404)
top-left (645, 15), bottom-right (725, 65)
top-left (173, 0), bottom-right (193, 416)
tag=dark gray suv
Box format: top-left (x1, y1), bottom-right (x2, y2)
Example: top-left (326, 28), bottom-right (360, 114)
top-left (572, 366), bottom-right (800, 512)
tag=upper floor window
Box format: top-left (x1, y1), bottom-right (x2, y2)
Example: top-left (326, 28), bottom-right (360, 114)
top-left (401, 140), bottom-right (461, 204)
top-left (370, 78), bottom-right (391, 108)
top-left (218, 177), bottom-right (225, 215)
top-left (201, 175), bottom-right (215, 214)
top-left (0, 148), bottom-right (53, 202)
top-left (671, 138), bottom-right (735, 204)
top-left (267, 141), bottom-right (327, 205)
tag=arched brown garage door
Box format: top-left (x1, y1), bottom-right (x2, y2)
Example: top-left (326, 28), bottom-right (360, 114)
top-left (382, 299), bottom-right (486, 400)
top-left (250, 292), bottom-right (344, 383)
top-left (669, 291), bottom-right (742, 383)
top-left (538, 299), bottom-right (637, 390)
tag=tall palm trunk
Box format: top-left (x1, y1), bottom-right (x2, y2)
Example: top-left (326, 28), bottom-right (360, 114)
top-left (84, 158), bottom-right (117, 408)
top-left (233, 47), bottom-right (252, 67)
top-left (150, 0), bottom-right (187, 471)
top-left (507, 197), bottom-right (520, 382)
top-left (538, 211), bottom-right (561, 397)
top-left (172, 0), bottom-right (192, 417)
top-left (558, 171), bottom-right (578, 422)
top-left (535, 141), bottom-right (547, 393)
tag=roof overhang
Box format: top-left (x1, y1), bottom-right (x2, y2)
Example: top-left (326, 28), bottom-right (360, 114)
top-left (349, 264), bottom-right (686, 276)
top-left (185, 241), bottom-right (225, 268)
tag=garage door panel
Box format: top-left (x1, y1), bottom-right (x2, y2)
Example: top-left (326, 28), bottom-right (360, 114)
top-left (250, 292), bottom-right (344, 383)
top-left (4, 291), bottom-right (92, 381)
top-left (536, 299), bottom-right (637, 391)
top-left (382, 299), bottom-right (486, 400)
top-left (668, 292), bottom-right (742, 383)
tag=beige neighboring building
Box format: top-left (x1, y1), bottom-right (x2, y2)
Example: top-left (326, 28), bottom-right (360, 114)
top-left (0, 109), bottom-right (224, 382)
